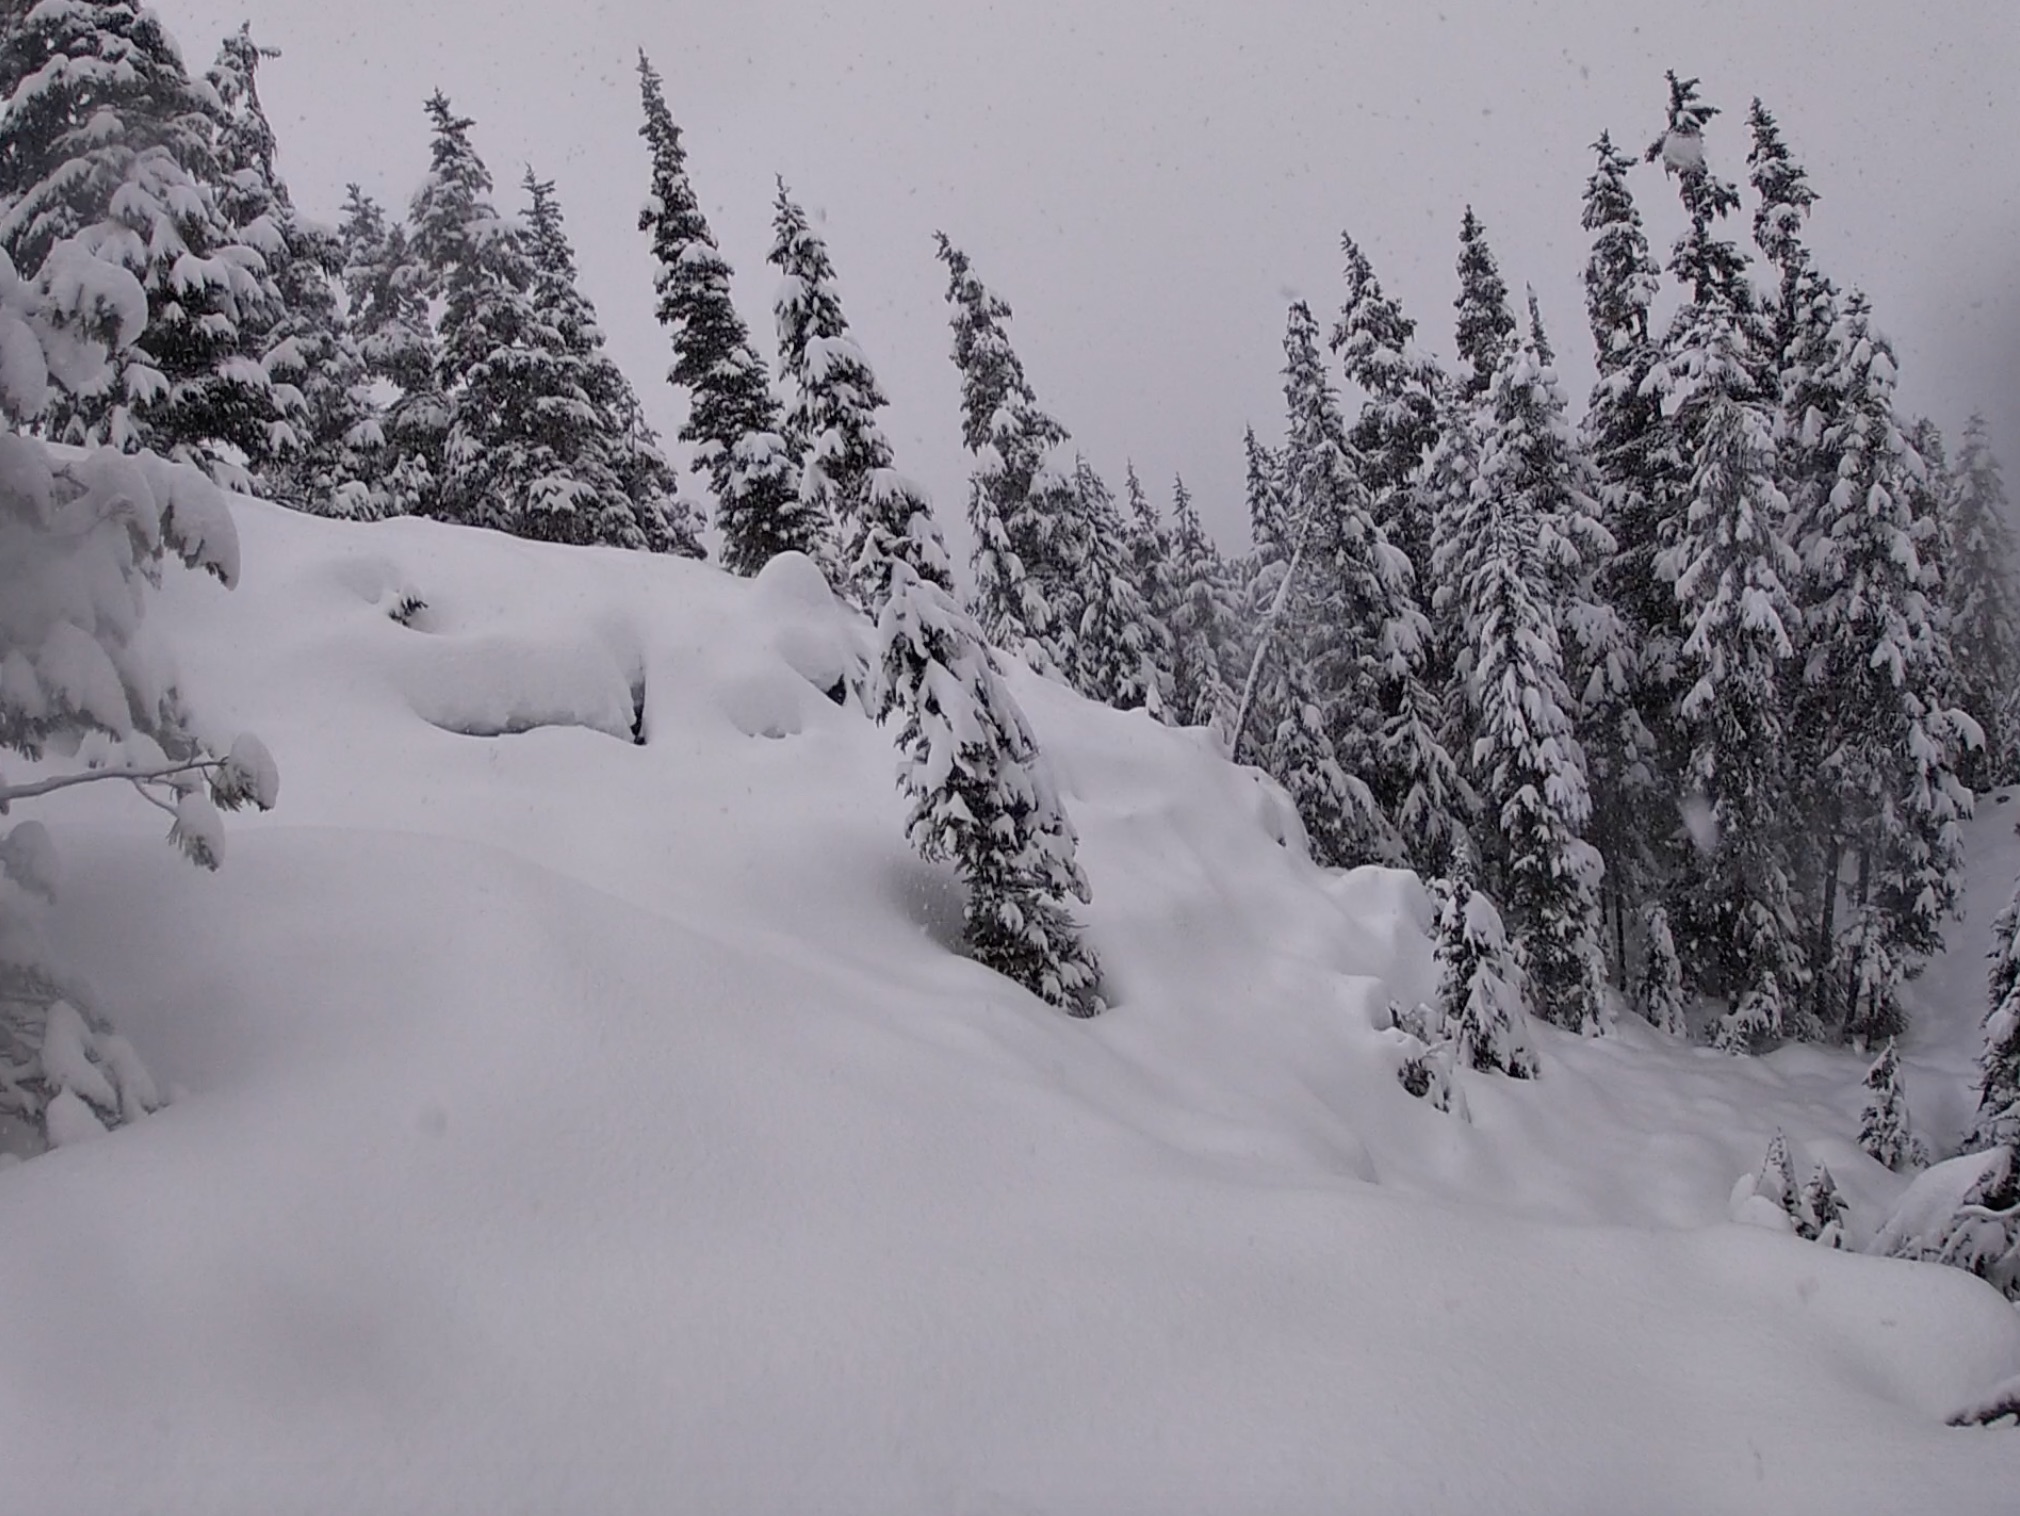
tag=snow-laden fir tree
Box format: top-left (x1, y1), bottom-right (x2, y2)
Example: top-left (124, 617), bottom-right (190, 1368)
top-left (1122, 463), bottom-right (1180, 716)
top-left (934, 233), bottom-right (1085, 673)
top-left (205, 25), bottom-right (384, 516)
top-left (1166, 475), bottom-right (1246, 737)
top-left (1799, 1162), bottom-right (1848, 1247)
top-left (520, 169), bottom-right (698, 551)
top-left (339, 185), bottom-right (439, 517)
top-left (405, 93), bottom-right (554, 536)
top-left (0, 0), bottom-right (285, 487)
top-left (1645, 72), bottom-right (1805, 1051)
top-left (0, 238), bottom-right (276, 1149)
top-left (1430, 878), bottom-right (1540, 1079)
top-left (767, 184), bottom-right (899, 595)
top-left (637, 53), bottom-right (818, 575)
top-left (1859, 1037), bottom-right (1924, 1171)
top-left (1635, 903), bottom-right (1689, 1036)
top-left (1578, 132), bottom-right (1669, 972)
top-left (1453, 207), bottom-right (1517, 399)
top-left (1331, 231), bottom-right (1446, 585)
top-left (1967, 876), bottom-right (2020, 1153)
top-left (1279, 300), bottom-right (1465, 873)
top-left (1794, 294), bottom-right (1971, 1042)
top-left (1442, 329), bottom-right (1608, 1032)
top-left (1744, 97), bottom-right (1824, 392)
top-left (1063, 457), bottom-right (1166, 714)
top-left (1945, 418), bottom-right (2020, 790)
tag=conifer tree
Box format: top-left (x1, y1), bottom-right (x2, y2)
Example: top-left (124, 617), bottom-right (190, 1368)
top-left (1431, 879), bottom-right (1540, 1079)
top-left (637, 53), bottom-right (817, 574)
top-left (1453, 207), bottom-right (1516, 399)
top-left (1859, 1037), bottom-right (1923, 1171)
top-left (768, 184), bottom-right (892, 592)
top-left (1280, 300), bottom-right (1464, 872)
top-left (1798, 1163), bottom-right (1847, 1247)
top-left (1945, 418), bottom-right (2020, 789)
top-left (338, 185), bottom-right (439, 517)
top-left (1635, 903), bottom-right (1689, 1036)
top-left (1796, 294), bottom-right (1971, 1042)
top-left (1646, 73), bottom-right (1805, 1051)
top-left (1578, 133), bottom-right (1669, 969)
top-left (406, 93), bottom-right (553, 535)
top-left (205, 25), bottom-right (384, 515)
top-left (1122, 462), bottom-right (1180, 715)
top-left (1445, 332), bottom-right (1608, 1032)
top-left (1968, 878), bottom-right (2020, 1153)
top-left (1331, 231), bottom-right (1445, 583)
top-left (934, 233), bottom-right (1084, 672)
top-left (1063, 457), bottom-right (1165, 714)
top-left (0, 0), bottom-right (284, 486)
top-left (1243, 422), bottom-right (1290, 559)
top-left (1166, 475), bottom-right (1245, 736)
top-left (516, 169), bottom-right (696, 550)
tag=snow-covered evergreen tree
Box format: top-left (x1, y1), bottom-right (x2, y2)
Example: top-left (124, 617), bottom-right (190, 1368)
top-left (1453, 207), bottom-right (1516, 399)
top-left (1280, 300), bottom-right (1465, 873)
top-left (1166, 476), bottom-right (1245, 737)
top-left (1063, 458), bottom-right (1165, 714)
top-left (1122, 462), bottom-right (1180, 717)
top-left (520, 169), bottom-right (696, 550)
top-left (1945, 418), bottom-right (2020, 790)
top-left (1799, 1162), bottom-right (1848, 1247)
top-left (1331, 231), bottom-right (1445, 584)
top-left (1578, 132), bottom-right (1669, 975)
top-left (1967, 877), bottom-right (2020, 1153)
top-left (1635, 903), bottom-right (1689, 1036)
top-left (338, 185), bottom-right (438, 517)
top-left (405, 93), bottom-right (550, 536)
top-left (867, 485), bottom-right (1102, 1013)
top-left (1445, 332), bottom-right (1608, 1032)
top-left (1431, 880), bottom-right (1540, 1079)
top-left (637, 53), bottom-right (817, 574)
top-left (934, 233), bottom-right (1084, 673)
top-left (1645, 73), bottom-right (1805, 1051)
top-left (1859, 1037), bottom-right (1924, 1171)
top-left (0, 238), bottom-right (276, 1148)
top-left (205, 24), bottom-right (383, 516)
top-left (0, 0), bottom-right (285, 486)
top-left (1795, 294), bottom-right (1971, 1042)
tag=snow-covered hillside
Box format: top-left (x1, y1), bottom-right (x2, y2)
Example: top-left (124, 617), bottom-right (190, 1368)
top-left (6, 499), bottom-right (2020, 1513)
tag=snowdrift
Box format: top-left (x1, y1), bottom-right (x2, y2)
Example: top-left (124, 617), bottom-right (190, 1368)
top-left (5, 499), bottom-right (2020, 1514)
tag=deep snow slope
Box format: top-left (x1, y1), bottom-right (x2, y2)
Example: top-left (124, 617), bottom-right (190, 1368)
top-left (6, 499), bottom-right (2020, 1515)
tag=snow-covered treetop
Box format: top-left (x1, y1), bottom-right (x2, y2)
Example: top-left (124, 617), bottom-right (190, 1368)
top-left (1454, 207), bottom-right (1516, 398)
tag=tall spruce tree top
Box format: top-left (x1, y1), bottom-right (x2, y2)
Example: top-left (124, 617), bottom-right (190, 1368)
top-left (1454, 207), bottom-right (1516, 398)
top-left (1646, 73), bottom-right (1752, 316)
top-left (934, 233), bottom-right (1082, 670)
top-left (637, 52), bottom-right (817, 575)
top-left (0, 0), bottom-right (282, 482)
top-left (1332, 231), bottom-right (1446, 583)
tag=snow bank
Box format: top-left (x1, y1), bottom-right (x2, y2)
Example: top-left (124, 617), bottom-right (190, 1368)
top-left (6, 500), bottom-right (2019, 1513)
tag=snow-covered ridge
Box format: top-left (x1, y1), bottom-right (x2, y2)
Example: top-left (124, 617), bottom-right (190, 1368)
top-left (6, 499), bottom-right (2020, 1512)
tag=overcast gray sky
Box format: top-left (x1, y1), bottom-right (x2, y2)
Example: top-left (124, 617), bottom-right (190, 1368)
top-left (169, 0), bottom-right (2020, 554)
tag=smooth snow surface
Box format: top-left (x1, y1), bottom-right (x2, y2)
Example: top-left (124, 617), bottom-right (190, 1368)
top-left (7, 501), bottom-right (2020, 1513)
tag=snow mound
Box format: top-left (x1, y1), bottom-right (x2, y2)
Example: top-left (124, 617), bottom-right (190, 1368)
top-left (7, 499), bottom-right (2020, 1512)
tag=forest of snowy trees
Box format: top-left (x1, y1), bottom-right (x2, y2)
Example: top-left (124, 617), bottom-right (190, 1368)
top-left (4, 4), bottom-right (2020, 1294)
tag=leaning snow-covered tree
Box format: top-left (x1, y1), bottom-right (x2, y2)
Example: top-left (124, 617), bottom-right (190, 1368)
top-left (759, 184), bottom-right (1102, 1012)
top-left (0, 240), bottom-right (276, 1150)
